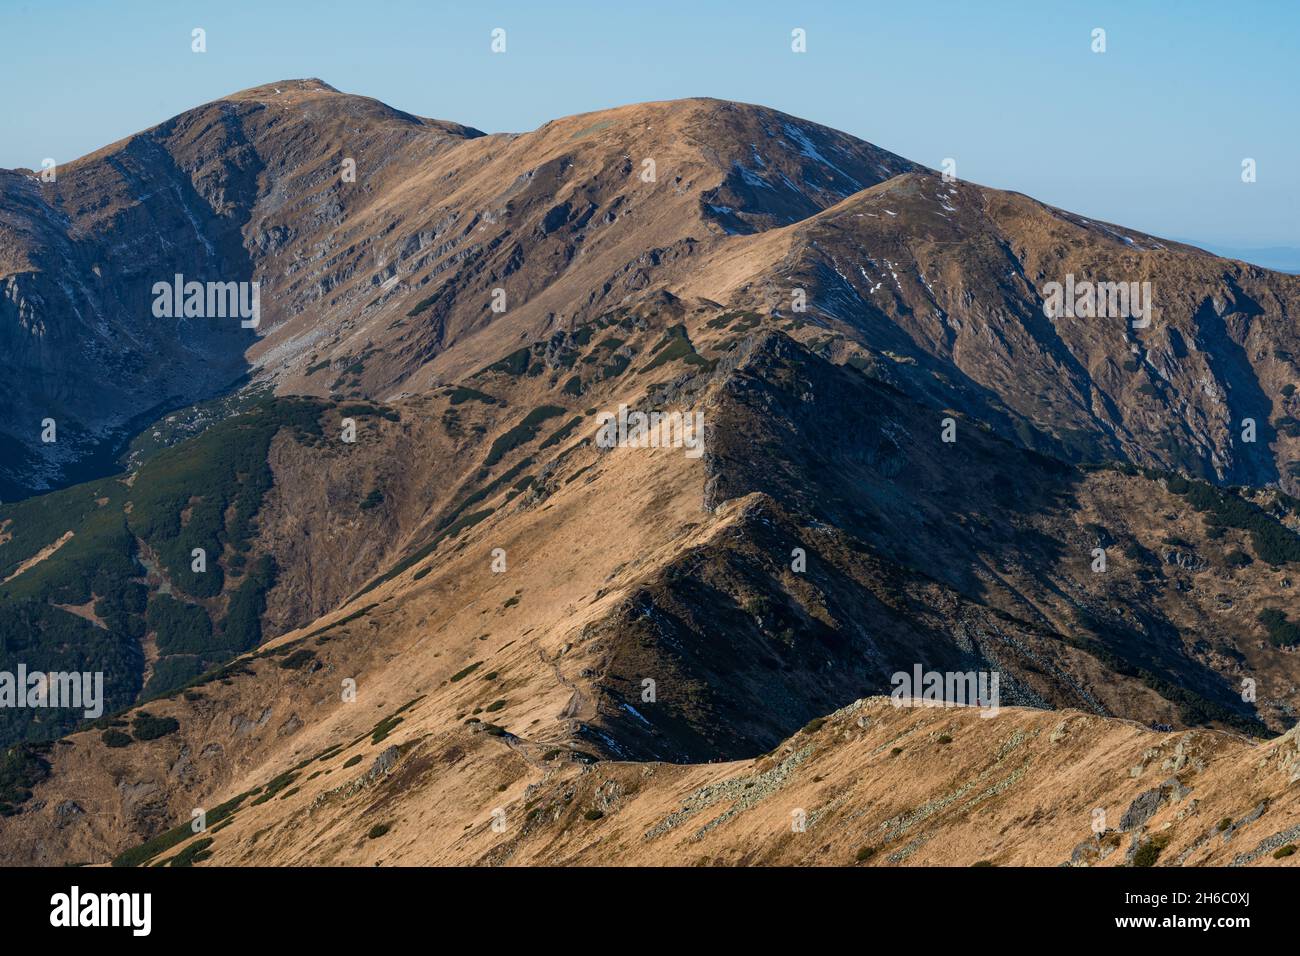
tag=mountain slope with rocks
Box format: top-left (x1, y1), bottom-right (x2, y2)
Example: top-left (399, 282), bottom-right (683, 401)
top-left (2, 81), bottom-right (1300, 867)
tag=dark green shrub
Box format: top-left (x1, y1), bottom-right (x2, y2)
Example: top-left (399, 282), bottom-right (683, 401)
top-left (484, 406), bottom-right (566, 466)
top-left (147, 594), bottom-right (213, 655)
top-left (642, 325), bottom-right (705, 373)
top-left (449, 662), bottom-right (482, 683)
top-left (447, 387), bottom-right (499, 406)
top-left (143, 656), bottom-right (208, 698)
top-left (218, 554), bottom-right (276, 652)
top-left (279, 649), bottom-right (317, 670)
top-left (337, 402), bottom-right (399, 422)
top-left (485, 347), bottom-right (531, 377)
top-left (131, 712), bottom-right (180, 741)
top-left (540, 416), bottom-right (583, 449)
top-left (249, 771), bottom-right (297, 806)
top-left (1167, 478), bottom-right (1300, 565)
top-left (1259, 608), bottom-right (1300, 647)
top-left (170, 837), bottom-right (213, 867)
top-left (1132, 835), bottom-right (1170, 867)
top-left (371, 715), bottom-right (403, 744)
top-left (0, 745), bottom-right (50, 810)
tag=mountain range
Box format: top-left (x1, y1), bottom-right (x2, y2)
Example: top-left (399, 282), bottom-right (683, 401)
top-left (2, 79), bottom-right (1300, 867)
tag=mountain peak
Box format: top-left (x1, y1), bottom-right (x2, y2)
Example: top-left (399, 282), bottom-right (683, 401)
top-left (225, 77), bottom-right (341, 99)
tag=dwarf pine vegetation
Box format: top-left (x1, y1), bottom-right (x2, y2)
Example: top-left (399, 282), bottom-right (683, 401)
top-left (0, 398), bottom-right (326, 746)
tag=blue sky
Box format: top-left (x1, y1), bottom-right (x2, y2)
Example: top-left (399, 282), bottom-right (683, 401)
top-left (3, 0), bottom-right (1297, 254)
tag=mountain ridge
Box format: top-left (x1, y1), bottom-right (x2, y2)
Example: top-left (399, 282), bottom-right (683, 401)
top-left (3, 80), bottom-right (1300, 868)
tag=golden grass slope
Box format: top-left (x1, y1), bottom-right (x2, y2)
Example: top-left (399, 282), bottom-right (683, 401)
top-left (108, 699), bottom-right (1300, 867)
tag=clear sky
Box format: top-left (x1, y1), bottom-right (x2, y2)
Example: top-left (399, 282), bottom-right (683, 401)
top-left (3, 0), bottom-right (1297, 254)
